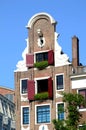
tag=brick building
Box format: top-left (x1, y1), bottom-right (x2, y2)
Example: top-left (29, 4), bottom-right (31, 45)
top-left (14, 12), bottom-right (86, 130)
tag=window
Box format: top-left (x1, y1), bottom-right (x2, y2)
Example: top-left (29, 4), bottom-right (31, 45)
top-left (37, 79), bottom-right (48, 93)
top-left (79, 125), bottom-right (86, 130)
top-left (37, 105), bottom-right (50, 123)
top-left (36, 77), bottom-right (53, 99)
top-left (36, 52), bottom-right (48, 62)
top-left (78, 89), bottom-right (86, 109)
top-left (27, 78), bottom-right (53, 101)
top-left (21, 79), bottom-right (27, 94)
top-left (22, 107), bottom-right (29, 125)
top-left (56, 75), bottom-right (64, 90)
top-left (57, 103), bottom-right (64, 120)
top-left (35, 50), bottom-right (54, 65)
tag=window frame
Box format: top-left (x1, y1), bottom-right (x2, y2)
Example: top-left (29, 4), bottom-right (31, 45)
top-left (21, 106), bottom-right (30, 126)
top-left (78, 89), bottom-right (86, 111)
top-left (35, 104), bottom-right (51, 124)
top-left (20, 78), bottom-right (28, 95)
top-left (56, 102), bottom-right (65, 120)
top-left (35, 76), bottom-right (49, 94)
top-left (34, 50), bottom-right (48, 63)
top-left (55, 74), bottom-right (64, 91)
top-left (36, 52), bottom-right (48, 62)
top-left (79, 124), bottom-right (86, 130)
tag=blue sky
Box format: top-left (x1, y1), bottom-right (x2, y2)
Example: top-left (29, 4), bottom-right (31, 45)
top-left (0, 0), bottom-right (86, 89)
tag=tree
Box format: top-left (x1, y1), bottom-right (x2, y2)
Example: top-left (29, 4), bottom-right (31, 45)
top-left (52, 92), bottom-right (85, 130)
top-left (52, 119), bottom-right (68, 130)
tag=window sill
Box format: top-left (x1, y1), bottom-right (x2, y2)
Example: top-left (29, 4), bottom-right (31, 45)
top-left (22, 124), bottom-right (30, 126)
top-left (20, 93), bottom-right (27, 96)
top-left (35, 122), bottom-right (51, 125)
top-left (79, 108), bottom-right (86, 111)
top-left (56, 89), bottom-right (64, 91)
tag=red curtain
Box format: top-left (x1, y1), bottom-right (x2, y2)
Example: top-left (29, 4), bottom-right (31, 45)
top-left (27, 80), bottom-right (35, 101)
top-left (26, 54), bottom-right (34, 67)
top-left (48, 77), bottom-right (53, 98)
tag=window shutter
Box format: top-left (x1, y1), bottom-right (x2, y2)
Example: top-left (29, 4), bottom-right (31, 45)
top-left (27, 80), bottom-right (35, 101)
top-left (26, 54), bottom-right (34, 67)
top-left (48, 50), bottom-right (54, 65)
top-left (48, 77), bottom-right (53, 98)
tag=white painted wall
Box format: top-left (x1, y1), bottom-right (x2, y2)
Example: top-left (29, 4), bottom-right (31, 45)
top-left (71, 78), bottom-right (86, 89)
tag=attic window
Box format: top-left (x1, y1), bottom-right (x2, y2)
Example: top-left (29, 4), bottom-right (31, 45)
top-left (36, 52), bottom-right (48, 62)
top-left (35, 50), bottom-right (54, 65)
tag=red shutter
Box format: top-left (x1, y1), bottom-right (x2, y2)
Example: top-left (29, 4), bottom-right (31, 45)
top-left (26, 54), bottom-right (34, 67)
top-left (48, 50), bottom-right (54, 65)
top-left (27, 80), bottom-right (35, 101)
top-left (48, 77), bottom-right (53, 98)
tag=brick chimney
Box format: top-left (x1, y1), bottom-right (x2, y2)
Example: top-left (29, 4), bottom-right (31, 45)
top-left (72, 36), bottom-right (79, 67)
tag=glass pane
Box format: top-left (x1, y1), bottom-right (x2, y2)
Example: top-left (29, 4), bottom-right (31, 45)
top-left (36, 52), bottom-right (48, 62)
top-left (56, 75), bottom-right (63, 90)
top-left (58, 103), bottom-right (64, 120)
top-left (37, 105), bottom-right (50, 123)
top-left (23, 107), bottom-right (29, 124)
top-left (79, 89), bottom-right (86, 109)
top-left (21, 80), bottom-right (27, 94)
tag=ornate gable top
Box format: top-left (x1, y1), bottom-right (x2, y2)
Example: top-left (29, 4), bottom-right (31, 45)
top-left (26, 12), bottom-right (56, 29)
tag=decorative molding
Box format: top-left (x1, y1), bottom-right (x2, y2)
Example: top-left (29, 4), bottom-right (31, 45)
top-left (21, 95), bottom-right (28, 101)
top-left (15, 31), bottom-right (71, 72)
top-left (56, 92), bottom-right (63, 98)
top-left (21, 126), bottom-right (30, 130)
top-left (26, 12), bottom-right (56, 29)
top-left (37, 37), bottom-right (45, 48)
top-left (15, 38), bottom-right (29, 72)
top-left (39, 124), bottom-right (48, 130)
top-left (54, 32), bottom-right (71, 67)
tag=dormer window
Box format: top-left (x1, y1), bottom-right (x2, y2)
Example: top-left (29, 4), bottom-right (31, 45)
top-left (36, 52), bottom-right (48, 62)
top-left (35, 50), bottom-right (54, 65)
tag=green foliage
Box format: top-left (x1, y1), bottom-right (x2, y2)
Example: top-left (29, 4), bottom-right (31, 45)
top-left (52, 119), bottom-right (68, 130)
top-left (34, 92), bottom-right (49, 100)
top-left (34, 61), bottom-right (48, 70)
top-left (63, 93), bottom-right (84, 130)
top-left (52, 92), bottom-right (85, 130)
top-left (63, 92), bottom-right (85, 128)
top-left (79, 124), bottom-right (86, 130)
top-left (63, 93), bottom-right (85, 106)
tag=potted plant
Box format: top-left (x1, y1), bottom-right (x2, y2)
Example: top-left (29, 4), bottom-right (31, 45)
top-left (34, 92), bottom-right (49, 100)
top-left (34, 61), bottom-right (48, 70)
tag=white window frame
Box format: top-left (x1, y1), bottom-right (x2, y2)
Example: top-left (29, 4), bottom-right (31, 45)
top-left (78, 124), bottom-right (86, 129)
top-left (35, 103), bottom-right (51, 125)
top-left (55, 73), bottom-right (64, 91)
top-left (34, 76), bottom-right (49, 94)
top-left (34, 50), bottom-right (49, 63)
top-left (56, 102), bottom-right (65, 120)
top-left (21, 105), bottom-right (30, 126)
top-left (20, 78), bottom-right (28, 95)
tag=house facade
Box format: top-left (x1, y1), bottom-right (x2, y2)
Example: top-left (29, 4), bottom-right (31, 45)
top-left (0, 94), bottom-right (15, 130)
top-left (14, 12), bottom-right (86, 130)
